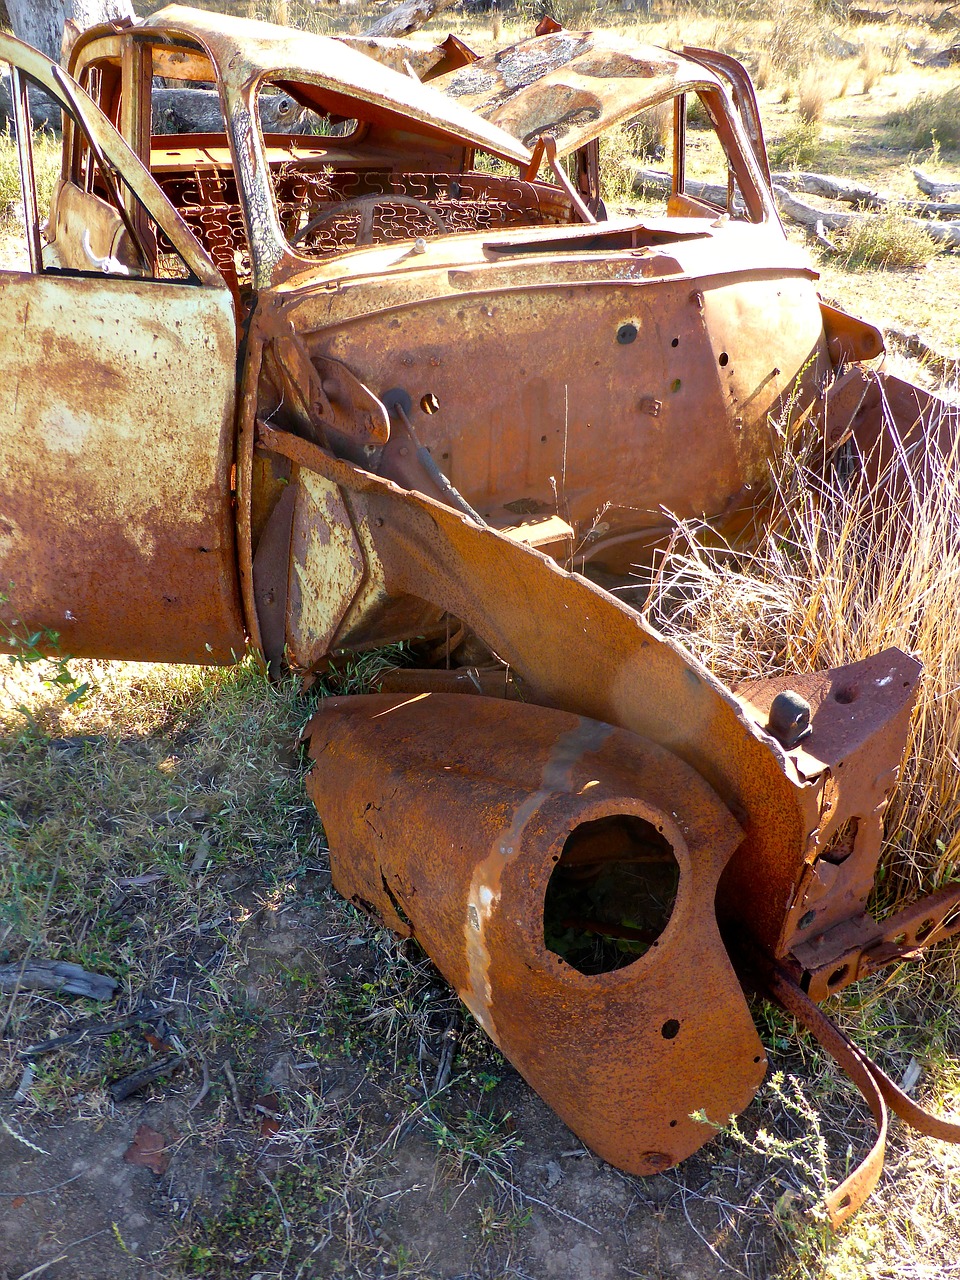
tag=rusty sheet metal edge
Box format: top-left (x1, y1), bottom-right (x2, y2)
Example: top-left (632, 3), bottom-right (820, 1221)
top-left (306, 691), bottom-right (766, 1173)
top-left (255, 422), bottom-right (818, 945)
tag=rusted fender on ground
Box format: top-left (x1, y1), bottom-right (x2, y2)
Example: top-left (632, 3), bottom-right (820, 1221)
top-left (305, 692), bottom-right (766, 1173)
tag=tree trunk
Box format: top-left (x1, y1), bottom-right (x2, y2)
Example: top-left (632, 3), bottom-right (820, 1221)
top-left (363, 0), bottom-right (459, 40)
top-left (5, 0), bottom-right (134, 63)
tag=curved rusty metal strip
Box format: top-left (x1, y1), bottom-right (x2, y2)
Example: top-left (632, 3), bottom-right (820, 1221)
top-left (765, 963), bottom-right (960, 1224)
top-left (257, 422), bottom-right (815, 961)
top-left (763, 964), bottom-right (888, 1229)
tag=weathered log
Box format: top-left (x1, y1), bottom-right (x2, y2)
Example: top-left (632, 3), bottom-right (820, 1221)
top-left (630, 166), bottom-right (729, 205)
top-left (152, 86), bottom-right (305, 135)
top-left (913, 167), bottom-right (960, 199)
top-left (847, 7), bottom-right (896, 22)
top-left (0, 959), bottom-right (117, 1001)
top-left (337, 33), bottom-right (471, 80)
top-left (922, 42), bottom-right (960, 66)
top-left (773, 183), bottom-right (960, 249)
top-left (774, 169), bottom-right (960, 218)
top-left (772, 170), bottom-right (884, 208)
top-left (0, 77), bottom-right (306, 136)
top-left (364, 0), bottom-right (459, 39)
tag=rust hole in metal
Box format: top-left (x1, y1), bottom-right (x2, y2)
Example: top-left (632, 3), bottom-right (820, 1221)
top-left (718, 352), bottom-right (729, 367)
top-left (661, 1018), bottom-right (681, 1039)
top-left (822, 816), bottom-right (860, 866)
top-left (798, 909), bottom-right (817, 930)
top-left (542, 814), bottom-right (679, 975)
top-left (671, 337), bottom-right (679, 347)
top-left (828, 964), bottom-right (849, 987)
top-left (834, 683), bottom-right (859, 704)
top-left (420, 392), bottom-right (440, 415)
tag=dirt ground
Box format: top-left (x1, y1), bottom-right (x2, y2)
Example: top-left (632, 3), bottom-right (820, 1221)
top-left (2, 662), bottom-right (958, 1280)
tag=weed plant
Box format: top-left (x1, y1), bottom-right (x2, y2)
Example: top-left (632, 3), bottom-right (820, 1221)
top-left (889, 85), bottom-right (960, 154)
top-left (767, 118), bottom-right (823, 170)
top-left (840, 209), bottom-right (939, 270)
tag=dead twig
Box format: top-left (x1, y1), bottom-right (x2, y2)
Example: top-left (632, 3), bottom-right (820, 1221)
top-left (108, 1055), bottom-right (184, 1103)
top-left (433, 1014), bottom-right (459, 1095)
top-left (19, 1006), bottom-right (172, 1058)
top-left (188, 1052), bottom-right (211, 1112)
top-left (223, 1059), bottom-right (245, 1121)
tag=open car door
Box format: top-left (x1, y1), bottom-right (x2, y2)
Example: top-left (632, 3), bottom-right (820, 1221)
top-left (0, 33), bottom-right (246, 665)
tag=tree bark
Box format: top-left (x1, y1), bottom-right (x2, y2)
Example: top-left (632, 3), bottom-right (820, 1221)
top-left (773, 170), bottom-right (960, 219)
top-left (630, 166), bottom-right (960, 248)
top-left (913, 167), bottom-right (960, 200)
top-left (363, 0), bottom-right (459, 40)
top-left (772, 184), bottom-right (960, 249)
top-left (5, 0), bottom-right (134, 63)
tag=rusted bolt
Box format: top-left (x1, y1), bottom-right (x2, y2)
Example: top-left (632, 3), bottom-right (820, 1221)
top-left (689, 290), bottom-right (704, 309)
top-left (617, 323), bottom-right (638, 345)
top-left (767, 690), bottom-right (813, 750)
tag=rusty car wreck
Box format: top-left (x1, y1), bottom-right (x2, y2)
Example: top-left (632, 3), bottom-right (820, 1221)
top-left (3, 4), bottom-right (960, 1224)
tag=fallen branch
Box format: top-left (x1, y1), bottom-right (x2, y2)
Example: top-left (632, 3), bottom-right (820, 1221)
top-left (19, 1006), bottom-right (172, 1059)
top-left (772, 169), bottom-right (883, 207)
top-left (913, 167), bottom-right (960, 200)
top-left (363, 0), bottom-right (458, 39)
top-left (773, 184), bottom-right (960, 249)
top-left (108, 1055), bottom-right (184, 1102)
top-left (772, 170), bottom-right (960, 218)
top-left (630, 166), bottom-right (729, 206)
top-left (0, 960), bottom-right (117, 1002)
top-left (883, 324), bottom-right (960, 378)
top-left (814, 217), bottom-right (840, 253)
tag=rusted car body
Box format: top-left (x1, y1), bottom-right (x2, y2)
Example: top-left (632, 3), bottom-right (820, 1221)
top-left (2, 5), bottom-right (960, 1221)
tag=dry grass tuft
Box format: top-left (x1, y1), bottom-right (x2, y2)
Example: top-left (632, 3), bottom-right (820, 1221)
top-left (859, 40), bottom-right (882, 93)
top-left (890, 84), bottom-right (960, 153)
top-left (0, 130), bottom-right (60, 237)
top-left (754, 49), bottom-right (776, 91)
top-left (797, 70), bottom-right (832, 124)
top-left (645, 388), bottom-right (960, 900)
top-left (767, 1), bottom-right (831, 78)
top-left (842, 209), bottom-right (940, 270)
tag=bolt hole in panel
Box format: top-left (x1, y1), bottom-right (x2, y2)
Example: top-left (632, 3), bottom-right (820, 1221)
top-left (543, 814), bottom-right (679, 975)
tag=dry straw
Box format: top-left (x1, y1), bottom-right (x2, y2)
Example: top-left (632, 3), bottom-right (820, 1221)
top-left (645, 379), bottom-right (960, 905)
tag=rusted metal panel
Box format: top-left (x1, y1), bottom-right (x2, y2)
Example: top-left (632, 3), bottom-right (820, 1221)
top-left (306, 691), bottom-right (766, 1173)
top-left (433, 32), bottom-right (714, 156)
top-left (730, 651), bottom-right (923, 982)
top-left (0, 272), bottom-right (244, 663)
top-left (269, 231), bottom-right (828, 571)
top-left (146, 4), bottom-right (529, 164)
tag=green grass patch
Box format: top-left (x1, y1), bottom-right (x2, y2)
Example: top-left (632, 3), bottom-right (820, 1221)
top-left (841, 209), bottom-right (940, 270)
top-left (888, 85), bottom-right (960, 153)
